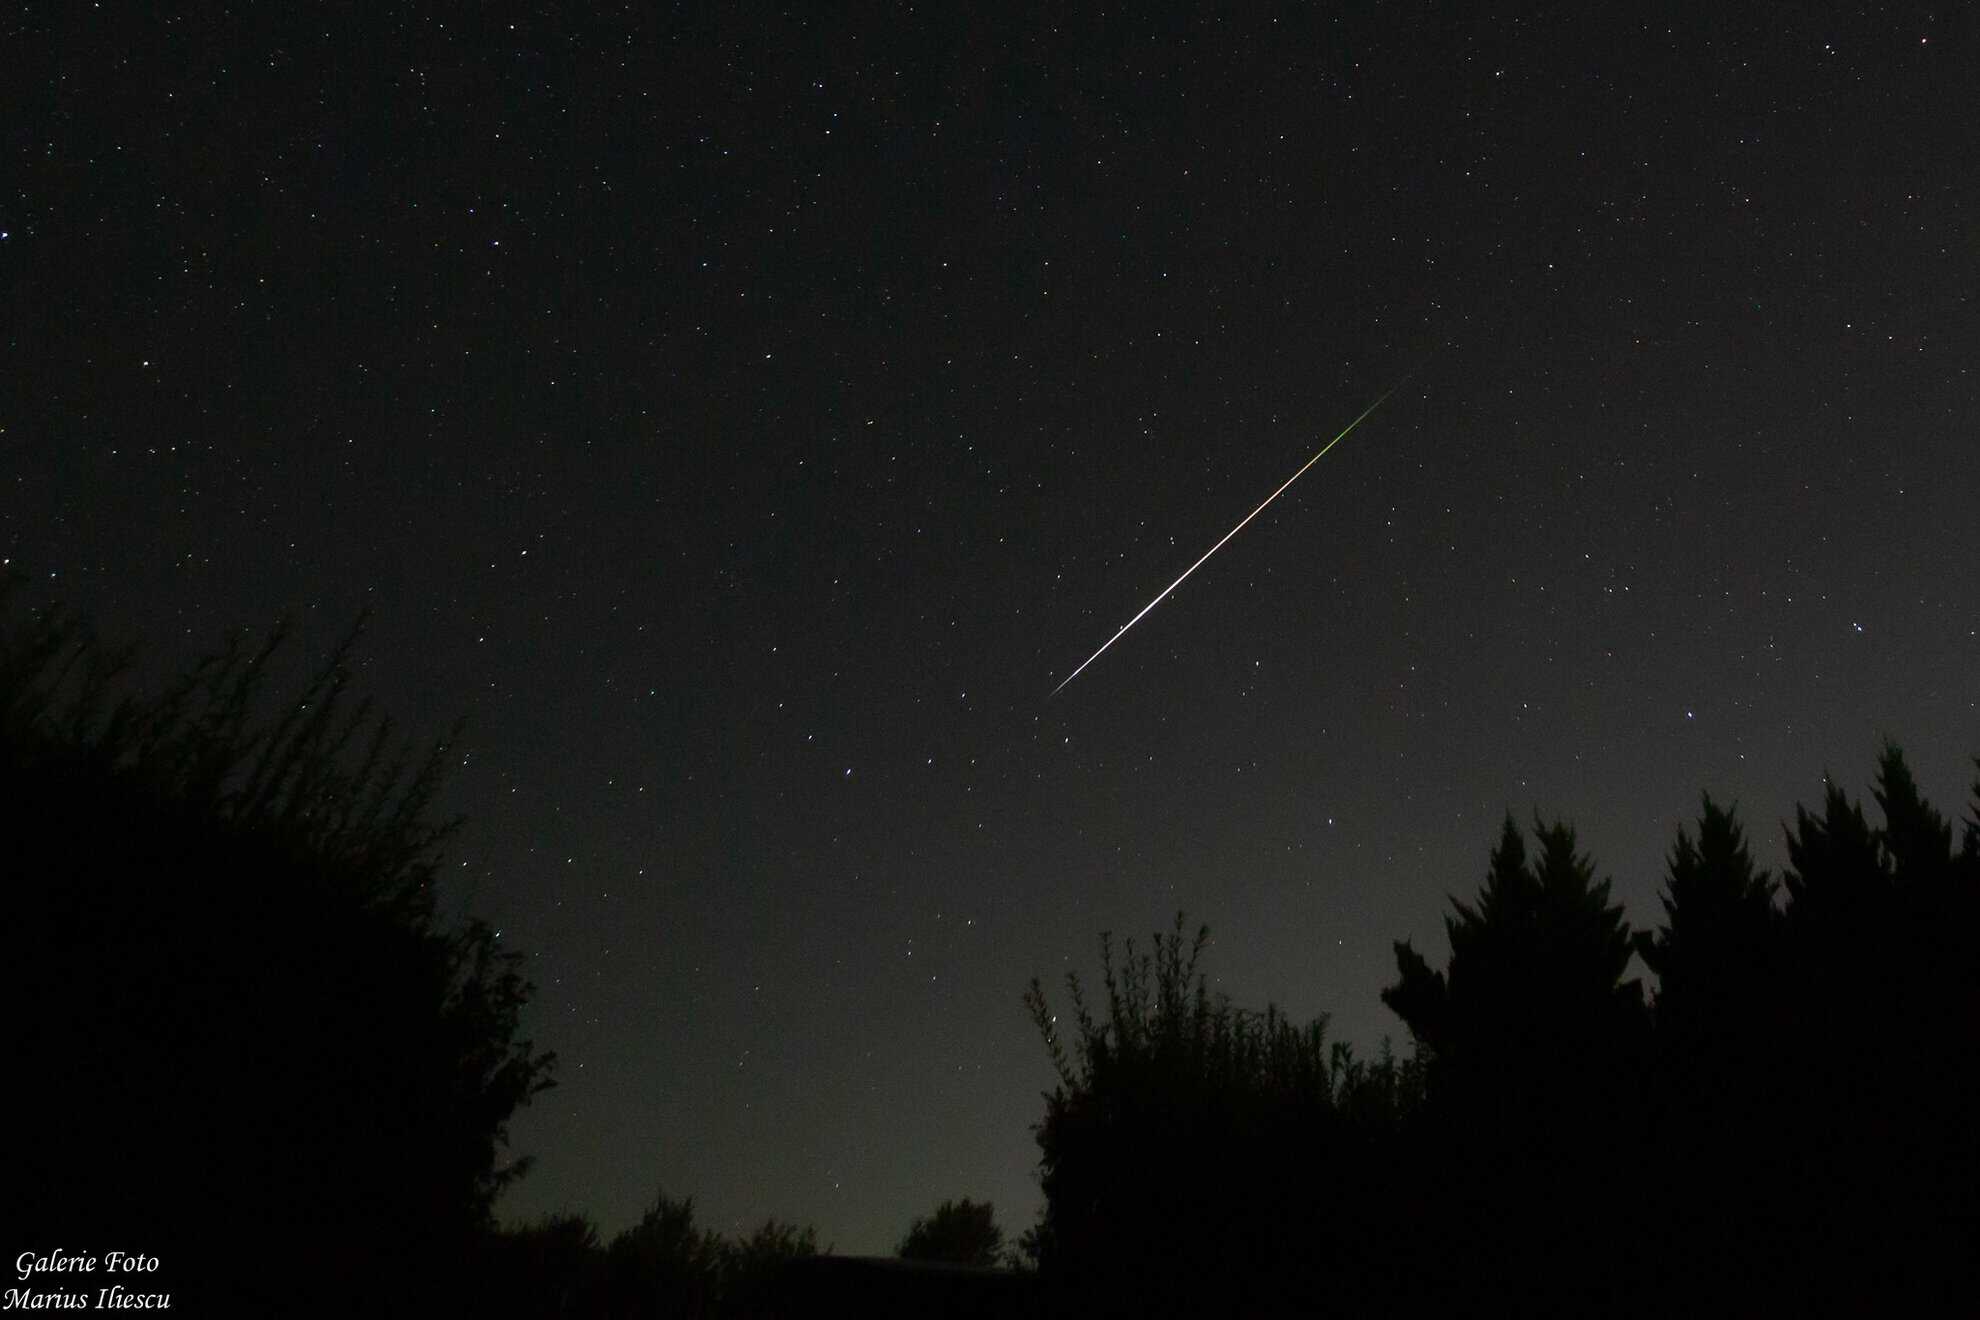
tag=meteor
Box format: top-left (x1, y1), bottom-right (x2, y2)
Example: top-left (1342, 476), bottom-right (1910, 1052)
top-left (1052, 384), bottom-right (1402, 696)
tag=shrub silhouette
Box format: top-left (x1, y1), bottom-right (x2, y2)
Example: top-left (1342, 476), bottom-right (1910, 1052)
top-left (1025, 915), bottom-right (1422, 1314)
top-left (896, 1197), bottom-right (1006, 1267)
top-left (474, 1214), bottom-right (604, 1319)
top-left (5, 579), bottom-right (554, 1311)
top-left (596, 1188), bottom-right (820, 1319)
top-left (722, 1216), bottom-right (824, 1317)
top-left (602, 1191), bottom-right (726, 1318)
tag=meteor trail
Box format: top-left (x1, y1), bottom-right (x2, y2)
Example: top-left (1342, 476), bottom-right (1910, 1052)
top-left (1052, 384), bottom-right (1402, 696)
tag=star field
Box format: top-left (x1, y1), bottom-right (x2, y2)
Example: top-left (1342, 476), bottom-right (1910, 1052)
top-left (10, 4), bottom-right (1977, 1251)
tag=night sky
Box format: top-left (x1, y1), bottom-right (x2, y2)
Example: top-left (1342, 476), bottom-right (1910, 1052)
top-left (13, 4), bottom-right (1977, 1253)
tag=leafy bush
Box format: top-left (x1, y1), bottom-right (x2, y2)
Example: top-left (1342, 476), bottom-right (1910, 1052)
top-left (897, 1197), bottom-right (1006, 1267)
top-left (1024, 915), bottom-right (1422, 1310)
top-left (600, 1190), bottom-right (821, 1319)
top-left (5, 578), bottom-right (554, 1308)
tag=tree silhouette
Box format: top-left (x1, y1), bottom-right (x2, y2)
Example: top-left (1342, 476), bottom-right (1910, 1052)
top-left (5, 577), bottom-right (554, 1310)
top-left (1872, 743), bottom-right (1959, 883)
top-left (1616, 746), bottom-right (1980, 1309)
top-left (1384, 813), bottom-right (1645, 1103)
top-left (1629, 796), bottom-right (1784, 1306)
top-left (897, 1198), bottom-right (1006, 1267)
top-left (1762, 746), bottom-right (1980, 1306)
top-left (1638, 794), bottom-right (1777, 1008)
top-left (1381, 814), bottom-right (1648, 1309)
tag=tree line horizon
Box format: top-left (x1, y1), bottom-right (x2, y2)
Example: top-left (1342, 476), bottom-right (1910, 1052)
top-left (8, 578), bottom-right (1974, 1315)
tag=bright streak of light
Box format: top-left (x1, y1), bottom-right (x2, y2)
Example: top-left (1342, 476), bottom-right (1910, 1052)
top-left (1052, 385), bottom-right (1401, 696)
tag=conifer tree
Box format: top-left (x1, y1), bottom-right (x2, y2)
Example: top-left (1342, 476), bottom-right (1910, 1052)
top-left (1638, 794), bottom-right (1776, 1019)
top-left (1382, 814), bottom-right (1647, 1309)
top-left (1384, 813), bottom-right (1643, 1099)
